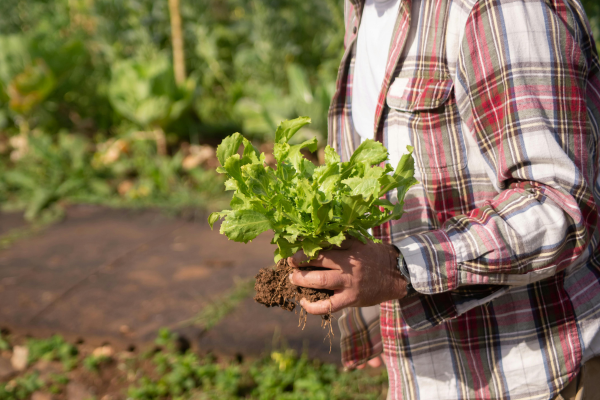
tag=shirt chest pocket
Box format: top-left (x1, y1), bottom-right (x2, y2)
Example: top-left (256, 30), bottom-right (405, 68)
top-left (386, 76), bottom-right (467, 174)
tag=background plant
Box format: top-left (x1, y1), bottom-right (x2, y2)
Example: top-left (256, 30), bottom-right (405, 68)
top-left (0, 0), bottom-right (349, 217)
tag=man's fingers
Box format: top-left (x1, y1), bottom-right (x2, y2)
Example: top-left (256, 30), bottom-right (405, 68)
top-left (287, 240), bottom-right (359, 268)
top-left (355, 356), bottom-right (382, 370)
top-left (290, 269), bottom-right (346, 290)
top-left (288, 251), bottom-right (309, 267)
top-left (300, 294), bottom-right (351, 315)
top-left (288, 252), bottom-right (328, 268)
top-left (367, 356), bottom-right (382, 368)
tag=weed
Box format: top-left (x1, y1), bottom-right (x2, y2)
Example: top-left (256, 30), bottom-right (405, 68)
top-left (127, 329), bottom-right (386, 400)
top-left (0, 372), bottom-right (44, 400)
top-left (83, 354), bottom-right (111, 372)
top-left (0, 329), bottom-right (386, 400)
top-left (0, 333), bottom-right (10, 351)
top-left (179, 277), bottom-right (255, 330)
top-left (47, 373), bottom-right (69, 395)
top-left (27, 335), bottom-right (79, 371)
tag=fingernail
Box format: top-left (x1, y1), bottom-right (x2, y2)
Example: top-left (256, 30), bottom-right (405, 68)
top-left (299, 299), bottom-right (306, 307)
top-left (289, 273), bottom-right (294, 284)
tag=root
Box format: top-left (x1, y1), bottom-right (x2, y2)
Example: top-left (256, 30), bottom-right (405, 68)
top-left (298, 307), bottom-right (307, 330)
top-left (320, 298), bottom-right (335, 353)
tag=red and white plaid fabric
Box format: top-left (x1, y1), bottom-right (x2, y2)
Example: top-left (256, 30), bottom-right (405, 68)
top-left (329, 0), bottom-right (600, 398)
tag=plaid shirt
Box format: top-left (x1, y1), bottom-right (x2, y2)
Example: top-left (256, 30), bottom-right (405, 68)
top-left (329, 0), bottom-right (600, 399)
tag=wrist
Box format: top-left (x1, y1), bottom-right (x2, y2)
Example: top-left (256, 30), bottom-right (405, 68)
top-left (384, 243), bottom-right (410, 299)
top-left (390, 244), bottom-right (411, 285)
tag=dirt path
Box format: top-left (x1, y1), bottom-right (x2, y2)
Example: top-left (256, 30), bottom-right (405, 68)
top-left (0, 205), bottom-right (341, 364)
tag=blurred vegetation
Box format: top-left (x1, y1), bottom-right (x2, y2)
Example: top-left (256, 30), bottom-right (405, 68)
top-left (0, 0), bottom-right (344, 219)
top-left (0, 0), bottom-right (598, 220)
top-left (0, 0), bottom-right (343, 140)
top-left (0, 330), bottom-right (388, 400)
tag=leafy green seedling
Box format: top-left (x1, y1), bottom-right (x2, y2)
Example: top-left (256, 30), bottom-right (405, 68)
top-left (209, 117), bottom-right (417, 262)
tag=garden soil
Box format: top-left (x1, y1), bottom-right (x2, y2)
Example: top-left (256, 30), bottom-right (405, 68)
top-left (254, 259), bottom-right (334, 344)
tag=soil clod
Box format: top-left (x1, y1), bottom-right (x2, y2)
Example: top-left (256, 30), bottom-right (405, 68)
top-left (254, 259), bottom-right (335, 350)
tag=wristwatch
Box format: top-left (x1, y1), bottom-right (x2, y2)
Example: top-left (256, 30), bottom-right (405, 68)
top-left (391, 244), bottom-right (411, 285)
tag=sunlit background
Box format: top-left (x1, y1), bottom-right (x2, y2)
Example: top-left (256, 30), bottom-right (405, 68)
top-left (0, 0), bottom-right (345, 220)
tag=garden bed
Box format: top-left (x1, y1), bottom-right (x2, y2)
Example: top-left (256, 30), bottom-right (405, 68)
top-left (0, 330), bottom-right (387, 400)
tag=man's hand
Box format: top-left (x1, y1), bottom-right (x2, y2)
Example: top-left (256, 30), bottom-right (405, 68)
top-left (288, 238), bottom-right (408, 315)
top-left (356, 356), bottom-right (383, 370)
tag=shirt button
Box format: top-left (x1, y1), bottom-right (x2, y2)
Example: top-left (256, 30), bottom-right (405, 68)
top-left (353, 26), bottom-right (357, 34)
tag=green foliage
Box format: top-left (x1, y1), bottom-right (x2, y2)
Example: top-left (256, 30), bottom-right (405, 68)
top-left (0, 371), bottom-right (70, 400)
top-left (0, 333), bottom-right (10, 351)
top-left (108, 53), bottom-right (196, 130)
top-left (27, 335), bottom-right (79, 371)
top-left (128, 329), bottom-right (386, 400)
top-left (210, 118), bottom-right (418, 262)
top-left (3, 132), bottom-right (111, 220)
top-left (0, 372), bottom-right (44, 400)
top-left (0, 131), bottom-right (227, 219)
top-left (582, 0), bottom-right (600, 55)
top-left (83, 354), bottom-right (111, 372)
top-left (7, 59), bottom-right (56, 117)
top-left (0, 331), bottom-right (385, 400)
top-left (0, 0), bottom-right (344, 141)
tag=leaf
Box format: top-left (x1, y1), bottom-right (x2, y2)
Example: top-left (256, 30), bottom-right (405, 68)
top-left (342, 177), bottom-right (379, 200)
top-left (275, 117), bottom-right (311, 144)
top-left (314, 202), bottom-right (333, 234)
top-left (216, 132), bottom-right (243, 166)
top-left (211, 121), bottom-right (418, 261)
top-left (349, 139), bottom-right (388, 166)
top-left (223, 155), bottom-right (250, 190)
top-left (284, 225), bottom-right (304, 243)
top-left (208, 211), bottom-right (229, 229)
top-left (295, 179), bottom-right (315, 213)
top-left (327, 231), bottom-right (346, 247)
top-left (340, 194), bottom-right (370, 225)
top-left (324, 146), bottom-right (340, 165)
top-left (393, 145), bottom-right (416, 181)
top-left (220, 210), bottom-right (272, 243)
top-left (224, 178), bottom-right (238, 191)
top-left (287, 137), bottom-right (318, 173)
top-left (242, 138), bottom-right (261, 163)
top-left (229, 196), bottom-right (243, 210)
top-left (242, 163), bottom-right (271, 197)
top-left (273, 143), bottom-right (290, 163)
top-left (301, 239), bottom-right (323, 258)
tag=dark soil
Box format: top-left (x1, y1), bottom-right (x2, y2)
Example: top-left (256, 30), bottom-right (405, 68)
top-left (254, 259), bottom-right (335, 344)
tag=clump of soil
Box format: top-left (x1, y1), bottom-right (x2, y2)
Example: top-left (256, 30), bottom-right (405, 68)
top-left (254, 259), bottom-right (335, 348)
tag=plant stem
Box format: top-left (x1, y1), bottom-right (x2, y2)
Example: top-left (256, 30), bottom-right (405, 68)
top-left (168, 0), bottom-right (186, 85)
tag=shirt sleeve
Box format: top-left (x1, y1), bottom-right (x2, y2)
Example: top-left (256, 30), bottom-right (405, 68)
top-left (398, 0), bottom-right (598, 295)
top-left (337, 305), bottom-right (382, 369)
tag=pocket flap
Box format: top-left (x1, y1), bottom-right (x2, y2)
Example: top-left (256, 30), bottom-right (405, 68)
top-left (387, 77), bottom-right (454, 111)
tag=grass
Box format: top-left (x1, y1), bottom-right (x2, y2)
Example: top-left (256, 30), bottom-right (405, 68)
top-left (178, 277), bottom-right (256, 331)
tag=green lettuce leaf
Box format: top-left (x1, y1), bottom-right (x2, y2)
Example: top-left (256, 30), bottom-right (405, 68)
top-left (220, 210), bottom-right (272, 243)
top-left (216, 132), bottom-right (243, 166)
top-left (275, 117), bottom-right (311, 144)
top-left (210, 117), bottom-right (417, 262)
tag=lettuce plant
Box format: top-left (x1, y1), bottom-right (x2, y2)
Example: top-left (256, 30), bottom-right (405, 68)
top-left (209, 117), bottom-right (417, 262)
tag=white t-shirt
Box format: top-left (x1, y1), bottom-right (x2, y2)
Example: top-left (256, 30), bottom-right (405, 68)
top-left (351, 0), bottom-right (401, 141)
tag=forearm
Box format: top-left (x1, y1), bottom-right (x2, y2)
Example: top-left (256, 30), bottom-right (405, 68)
top-left (397, 180), bottom-right (597, 295)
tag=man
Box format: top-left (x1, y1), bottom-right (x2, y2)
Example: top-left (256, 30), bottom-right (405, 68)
top-left (288, 0), bottom-right (600, 398)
